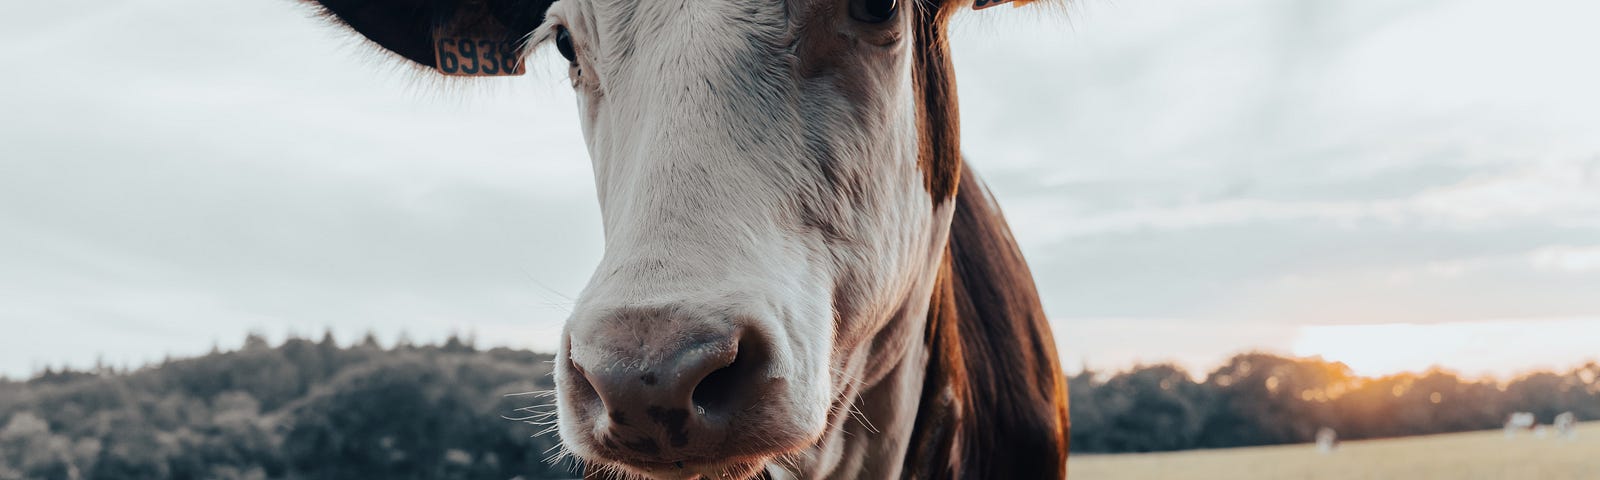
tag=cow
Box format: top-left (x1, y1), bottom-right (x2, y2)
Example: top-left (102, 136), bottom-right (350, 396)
top-left (1315, 427), bottom-right (1337, 454)
top-left (1554, 411), bottom-right (1577, 439)
top-left (1505, 411), bottom-right (1536, 438)
top-left (298, 0), bottom-right (1071, 479)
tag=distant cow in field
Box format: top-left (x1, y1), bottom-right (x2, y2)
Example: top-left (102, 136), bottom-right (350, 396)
top-left (1554, 412), bottom-right (1577, 439)
top-left (1315, 427), bottom-right (1338, 453)
top-left (1505, 412), bottom-right (1536, 437)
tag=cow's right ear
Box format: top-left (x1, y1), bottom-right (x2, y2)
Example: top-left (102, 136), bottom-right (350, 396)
top-left (306, 0), bottom-right (557, 76)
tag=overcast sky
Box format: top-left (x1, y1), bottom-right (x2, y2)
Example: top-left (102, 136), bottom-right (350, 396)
top-left (3, 0), bottom-right (1597, 380)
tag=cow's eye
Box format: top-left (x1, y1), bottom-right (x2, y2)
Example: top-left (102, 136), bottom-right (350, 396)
top-left (555, 26), bottom-right (577, 63)
top-left (851, 0), bottom-right (897, 24)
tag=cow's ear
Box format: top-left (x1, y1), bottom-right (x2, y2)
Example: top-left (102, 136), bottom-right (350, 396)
top-left (306, 0), bottom-right (556, 76)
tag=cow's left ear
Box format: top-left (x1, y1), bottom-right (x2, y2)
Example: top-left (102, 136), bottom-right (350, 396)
top-left (306, 0), bottom-right (556, 76)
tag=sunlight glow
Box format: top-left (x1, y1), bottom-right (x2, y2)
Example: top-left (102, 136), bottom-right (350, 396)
top-left (1291, 318), bottom-right (1600, 379)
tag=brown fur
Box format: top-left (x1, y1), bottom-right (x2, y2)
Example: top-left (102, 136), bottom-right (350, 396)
top-left (911, 1), bottom-right (965, 203)
top-left (904, 0), bottom-right (1072, 478)
top-left (904, 165), bottom-right (1072, 478)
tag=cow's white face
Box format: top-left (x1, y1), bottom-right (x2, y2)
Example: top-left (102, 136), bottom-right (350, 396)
top-left (538, 0), bottom-right (951, 476)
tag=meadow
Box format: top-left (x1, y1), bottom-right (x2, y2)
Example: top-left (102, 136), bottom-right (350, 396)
top-left (1068, 422), bottom-right (1600, 480)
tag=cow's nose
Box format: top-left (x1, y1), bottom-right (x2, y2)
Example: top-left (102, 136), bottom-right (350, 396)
top-left (567, 327), bottom-right (771, 457)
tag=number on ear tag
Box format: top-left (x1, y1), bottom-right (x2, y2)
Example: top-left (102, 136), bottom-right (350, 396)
top-left (433, 35), bottom-right (527, 77)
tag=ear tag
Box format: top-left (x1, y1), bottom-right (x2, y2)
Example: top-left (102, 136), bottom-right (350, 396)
top-left (432, 32), bottom-right (527, 77)
top-left (973, 0), bottom-right (1038, 10)
top-left (431, 0), bottom-right (528, 76)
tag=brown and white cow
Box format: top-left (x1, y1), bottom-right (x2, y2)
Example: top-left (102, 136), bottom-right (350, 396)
top-left (302, 0), bottom-right (1070, 478)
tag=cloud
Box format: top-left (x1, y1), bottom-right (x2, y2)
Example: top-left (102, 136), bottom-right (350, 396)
top-left (998, 157), bottom-right (1600, 242)
top-left (1530, 245), bottom-right (1600, 273)
top-left (1409, 160), bottom-right (1600, 226)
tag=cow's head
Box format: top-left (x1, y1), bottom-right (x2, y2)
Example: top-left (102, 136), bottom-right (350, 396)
top-left (306, 0), bottom-right (1047, 477)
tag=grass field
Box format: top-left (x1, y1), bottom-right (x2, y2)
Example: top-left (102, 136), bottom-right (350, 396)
top-left (1068, 422), bottom-right (1600, 480)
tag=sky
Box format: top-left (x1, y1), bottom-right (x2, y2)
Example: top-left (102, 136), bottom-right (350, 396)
top-left (2, 0), bottom-right (1598, 380)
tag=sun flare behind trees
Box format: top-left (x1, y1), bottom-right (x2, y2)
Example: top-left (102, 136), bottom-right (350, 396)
top-left (1, 336), bottom-right (1596, 478)
top-left (1068, 353), bottom-right (1600, 453)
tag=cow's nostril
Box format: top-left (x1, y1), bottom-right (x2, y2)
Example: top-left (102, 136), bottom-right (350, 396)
top-left (692, 347), bottom-right (745, 411)
top-left (691, 334), bottom-right (768, 415)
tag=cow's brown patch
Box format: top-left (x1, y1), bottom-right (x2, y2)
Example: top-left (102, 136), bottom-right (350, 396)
top-left (903, 167), bottom-right (1071, 477)
top-left (912, 2), bottom-right (964, 203)
top-left (904, 3), bottom-right (1070, 474)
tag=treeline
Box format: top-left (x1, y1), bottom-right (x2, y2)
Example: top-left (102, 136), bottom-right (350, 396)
top-left (0, 333), bottom-right (573, 480)
top-left (1068, 352), bottom-right (1600, 453)
top-left (4, 340), bottom-right (1598, 479)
